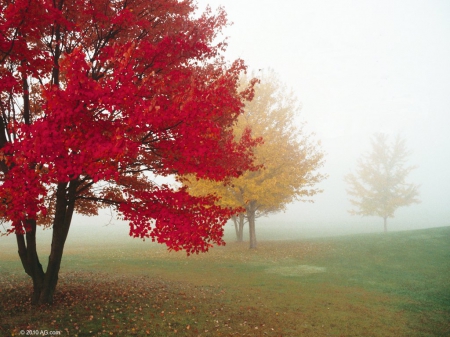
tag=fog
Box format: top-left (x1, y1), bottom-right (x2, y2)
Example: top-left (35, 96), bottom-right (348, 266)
top-left (191, 0), bottom-right (450, 236)
top-left (3, 1), bottom-right (449, 245)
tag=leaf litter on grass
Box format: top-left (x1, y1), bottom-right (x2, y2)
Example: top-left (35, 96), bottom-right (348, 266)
top-left (0, 271), bottom-right (286, 337)
top-left (3, 227), bottom-right (449, 336)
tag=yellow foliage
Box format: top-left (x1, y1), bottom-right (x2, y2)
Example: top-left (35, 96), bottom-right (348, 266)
top-left (345, 133), bottom-right (420, 226)
top-left (183, 70), bottom-right (326, 217)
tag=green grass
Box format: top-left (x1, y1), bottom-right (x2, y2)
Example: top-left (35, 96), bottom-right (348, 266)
top-left (1, 226), bottom-right (449, 336)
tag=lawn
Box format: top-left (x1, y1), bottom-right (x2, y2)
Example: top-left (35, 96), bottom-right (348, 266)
top-left (1, 226), bottom-right (449, 336)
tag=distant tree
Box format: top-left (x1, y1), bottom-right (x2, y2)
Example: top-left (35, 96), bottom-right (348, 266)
top-left (230, 213), bottom-right (245, 242)
top-left (0, 0), bottom-right (259, 305)
top-left (184, 71), bottom-right (326, 248)
top-left (345, 133), bottom-right (420, 232)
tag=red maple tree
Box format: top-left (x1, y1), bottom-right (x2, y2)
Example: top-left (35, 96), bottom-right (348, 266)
top-left (0, 0), bottom-right (258, 304)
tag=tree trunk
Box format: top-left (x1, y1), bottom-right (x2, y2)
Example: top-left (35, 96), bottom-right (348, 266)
top-left (15, 180), bottom-right (79, 305)
top-left (383, 217), bottom-right (388, 233)
top-left (13, 17), bottom-right (72, 305)
top-left (231, 213), bottom-right (245, 242)
top-left (247, 207), bottom-right (257, 249)
top-left (39, 180), bottom-right (78, 304)
top-left (16, 220), bottom-right (45, 304)
top-left (231, 215), bottom-right (239, 241)
top-left (238, 213), bottom-right (245, 242)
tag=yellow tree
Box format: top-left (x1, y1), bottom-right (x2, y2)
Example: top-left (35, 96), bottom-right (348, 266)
top-left (183, 71), bottom-right (326, 248)
top-left (345, 133), bottom-right (420, 232)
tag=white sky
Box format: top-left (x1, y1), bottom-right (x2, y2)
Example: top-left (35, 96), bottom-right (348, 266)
top-left (3, 0), bottom-right (448, 245)
top-left (195, 0), bottom-right (450, 233)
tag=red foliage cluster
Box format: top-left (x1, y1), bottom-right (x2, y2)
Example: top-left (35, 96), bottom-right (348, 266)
top-left (0, 0), bottom-right (258, 252)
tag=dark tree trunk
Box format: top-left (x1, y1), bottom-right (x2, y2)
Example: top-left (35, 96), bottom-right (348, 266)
top-left (16, 220), bottom-right (45, 304)
top-left (15, 71), bottom-right (47, 303)
top-left (15, 180), bottom-right (79, 305)
top-left (13, 15), bottom-right (73, 305)
top-left (39, 180), bottom-right (78, 304)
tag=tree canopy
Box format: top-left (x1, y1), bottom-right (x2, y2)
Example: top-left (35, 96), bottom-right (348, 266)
top-left (0, 0), bottom-right (259, 304)
top-left (184, 71), bottom-right (326, 248)
top-left (345, 133), bottom-right (420, 232)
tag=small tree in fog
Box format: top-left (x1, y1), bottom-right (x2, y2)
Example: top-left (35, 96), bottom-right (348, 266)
top-left (345, 133), bottom-right (420, 232)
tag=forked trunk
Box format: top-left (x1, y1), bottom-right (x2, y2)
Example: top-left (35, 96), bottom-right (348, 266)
top-left (231, 213), bottom-right (245, 242)
top-left (16, 180), bottom-right (78, 305)
top-left (16, 220), bottom-right (45, 304)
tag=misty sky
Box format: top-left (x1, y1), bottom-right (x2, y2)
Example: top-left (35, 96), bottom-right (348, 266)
top-left (195, 0), bottom-right (450, 233)
top-left (4, 1), bottom-right (448, 243)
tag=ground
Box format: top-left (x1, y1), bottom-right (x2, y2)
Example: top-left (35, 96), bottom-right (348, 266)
top-left (1, 226), bottom-right (449, 336)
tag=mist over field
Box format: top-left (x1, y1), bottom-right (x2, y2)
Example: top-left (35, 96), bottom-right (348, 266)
top-left (75, 0), bottom-right (450, 238)
top-left (2, 2), bottom-right (450, 335)
top-left (193, 0), bottom-right (450, 235)
top-left (2, 1), bottom-right (449, 244)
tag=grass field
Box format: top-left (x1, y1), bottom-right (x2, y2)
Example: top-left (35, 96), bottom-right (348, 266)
top-left (1, 226), bottom-right (449, 336)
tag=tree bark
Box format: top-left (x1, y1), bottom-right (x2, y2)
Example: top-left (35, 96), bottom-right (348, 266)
top-left (231, 213), bottom-right (245, 242)
top-left (14, 180), bottom-right (79, 305)
top-left (16, 220), bottom-right (45, 304)
top-left (231, 215), bottom-right (239, 240)
top-left (13, 10), bottom-right (76, 305)
top-left (383, 217), bottom-right (388, 233)
top-left (238, 213), bottom-right (244, 242)
top-left (14, 66), bottom-right (47, 303)
top-left (38, 180), bottom-right (78, 304)
top-left (247, 203), bottom-right (257, 249)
